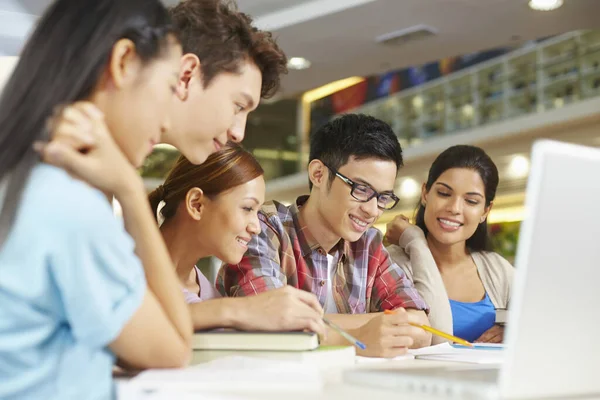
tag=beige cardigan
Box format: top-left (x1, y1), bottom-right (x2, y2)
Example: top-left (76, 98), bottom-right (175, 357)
top-left (387, 226), bottom-right (514, 344)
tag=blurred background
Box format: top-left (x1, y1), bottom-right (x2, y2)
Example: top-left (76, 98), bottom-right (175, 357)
top-left (1, 0), bottom-right (599, 266)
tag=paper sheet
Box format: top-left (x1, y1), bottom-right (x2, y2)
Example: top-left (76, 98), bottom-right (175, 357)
top-left (355, 354), bottom-right (415, 363)
top-left (409, 342), bottom-right (504, 364)
top-left (127, 356), bottom-right (323, 393)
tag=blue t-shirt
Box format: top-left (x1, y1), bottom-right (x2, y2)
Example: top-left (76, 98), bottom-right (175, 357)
top-left (449, 292), bottom-right (496, 342)
top-left (0, 165), bottom-right (146, 400)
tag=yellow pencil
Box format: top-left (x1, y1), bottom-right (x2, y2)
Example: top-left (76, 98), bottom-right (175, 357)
top-left (384, 309), bottom-right (473, 347)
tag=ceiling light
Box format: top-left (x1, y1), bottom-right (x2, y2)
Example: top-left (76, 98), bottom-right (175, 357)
top-left (301, 76), bottom-right (365, 103)
top-left (412, 96), bottom-right (423, 109)
top-left (508, 155), bottom-right (530, 179)
top-left (528, 0), bottom-right (563, 11)
top-left (462, 104), bottom-right (475, 117)
top-left (553, 97), bottom-right (565, 108)
top-left (287, 57), bottom-right (311, 70)
top-left (398, 177), bottom-right (420, 198)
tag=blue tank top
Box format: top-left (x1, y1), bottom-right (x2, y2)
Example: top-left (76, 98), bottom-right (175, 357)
top-left (449, 292), bottom-right (496, 342)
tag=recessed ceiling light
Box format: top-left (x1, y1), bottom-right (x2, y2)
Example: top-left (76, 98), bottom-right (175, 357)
top-left (508, 155), bottom-right (530, 179)
top-left (287, 57), bottom-right (311, 70)
top-left (411, 96), bottom-right (423, 109)
top-left (398, 177), bottom-right (420, 198)
top-left (528, 0), bottom-right (563, 11)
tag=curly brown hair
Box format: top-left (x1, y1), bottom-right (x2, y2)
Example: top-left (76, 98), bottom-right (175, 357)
top-left (169, 0), bottom-right (288, 98)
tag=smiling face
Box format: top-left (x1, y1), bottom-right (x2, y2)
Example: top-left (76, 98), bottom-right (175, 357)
top-left (422, 167), bottom-right (492, 247)
top-left (165, 56), bottom-right (262, 165)
top-left (193, 176), bottom-right (265, 264)
top-left (317, 156), bottom-right (398, 243)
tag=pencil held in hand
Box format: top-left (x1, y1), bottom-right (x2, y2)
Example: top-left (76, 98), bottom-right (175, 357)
top-left (383, 309), bottom-right (473, 347)
top-left (323, 317), bottom-right (367, 350)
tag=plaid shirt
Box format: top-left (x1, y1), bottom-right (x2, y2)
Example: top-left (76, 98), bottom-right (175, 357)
top-left (216, 196), bottom-right (428, 314)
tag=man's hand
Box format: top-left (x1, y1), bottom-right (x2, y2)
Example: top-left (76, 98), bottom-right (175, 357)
top-left (405, 309), bottom-right (432, 348)
top-left (351, 308), bottom-right (422, 358)
top-left (475, 324), bottom-right (504, 343)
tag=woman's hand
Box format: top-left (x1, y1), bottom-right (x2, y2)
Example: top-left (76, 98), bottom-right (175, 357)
top-left (233, 286), bottom-right (326, 336)
top-left (37, 102), bottom-right (142, 199)
top-left (475, 324), bottom-right (504, 343)
top-left (384, 214), bottom-right (413, 246)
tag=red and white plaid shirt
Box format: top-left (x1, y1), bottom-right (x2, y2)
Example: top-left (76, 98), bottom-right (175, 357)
top-left (217, 196), bottom-right (428, 314)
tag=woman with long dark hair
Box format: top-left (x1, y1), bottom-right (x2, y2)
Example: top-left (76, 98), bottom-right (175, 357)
top-left (0, 1), bottom-right (192, 398)
top-left (386, 145), bottom-right (514, 344)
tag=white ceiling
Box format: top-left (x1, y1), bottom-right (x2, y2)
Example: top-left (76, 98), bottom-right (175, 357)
top-left (265, 0), bottom-right (600, 95)
top-left (1, 0), bottom-right (599, 95)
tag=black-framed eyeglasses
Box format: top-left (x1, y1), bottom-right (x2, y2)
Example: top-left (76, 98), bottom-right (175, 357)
top-left (323, 163), bottom-right (399, 210)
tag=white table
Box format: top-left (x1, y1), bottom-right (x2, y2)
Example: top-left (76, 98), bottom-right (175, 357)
top-left (117, 357), bottom-right (600, 400)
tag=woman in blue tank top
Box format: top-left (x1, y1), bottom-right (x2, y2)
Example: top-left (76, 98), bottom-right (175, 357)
top-left (386, 146), bottom-right (514, 344)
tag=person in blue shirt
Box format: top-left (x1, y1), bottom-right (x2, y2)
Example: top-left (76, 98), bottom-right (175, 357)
top-left (0, 1), bottom-right (193, 399)
top-left (385, 146), bottom-right (514, 344)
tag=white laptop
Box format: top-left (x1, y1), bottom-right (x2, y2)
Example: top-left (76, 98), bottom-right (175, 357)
top-left (344, 140), bottom-right (600, 399)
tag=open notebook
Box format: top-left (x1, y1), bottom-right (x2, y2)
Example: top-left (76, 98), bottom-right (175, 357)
top-left (356, 343), bottom-right (503, 364)
top-left (410, 342), bottom-right (504, 364)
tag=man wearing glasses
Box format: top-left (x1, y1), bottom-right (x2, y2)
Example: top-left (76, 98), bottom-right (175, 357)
top-left (217, 114), bottom-right (432, 356)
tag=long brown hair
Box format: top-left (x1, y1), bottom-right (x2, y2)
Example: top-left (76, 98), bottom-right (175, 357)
top-left (148, 143), bottom-right (264, 222)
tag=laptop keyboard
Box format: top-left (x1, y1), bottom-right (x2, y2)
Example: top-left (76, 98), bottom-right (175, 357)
top-left (346, 367), bottom-right (502, 399)
top-left (389, 367), bottom-right (500, 383)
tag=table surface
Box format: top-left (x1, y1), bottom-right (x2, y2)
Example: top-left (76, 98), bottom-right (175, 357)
top-left (117, 356), bottom-right (600, 400)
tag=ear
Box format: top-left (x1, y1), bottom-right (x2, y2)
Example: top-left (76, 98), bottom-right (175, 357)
top-left (177, 53), bottom-right (202, 101)
top-left (185, 187), bottom-right (205, 221)
top-left (307, 160), bottom-right (328, 190)
top-left (107, 38), bottom-right (141, 90)
top-left (480, 201), bottom-right (493, 224)
top-left (420, 183), bottom-right (428, 207)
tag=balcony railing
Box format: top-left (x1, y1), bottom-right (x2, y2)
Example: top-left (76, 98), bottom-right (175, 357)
top-left (348, 30), bottom-right (600, 148)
